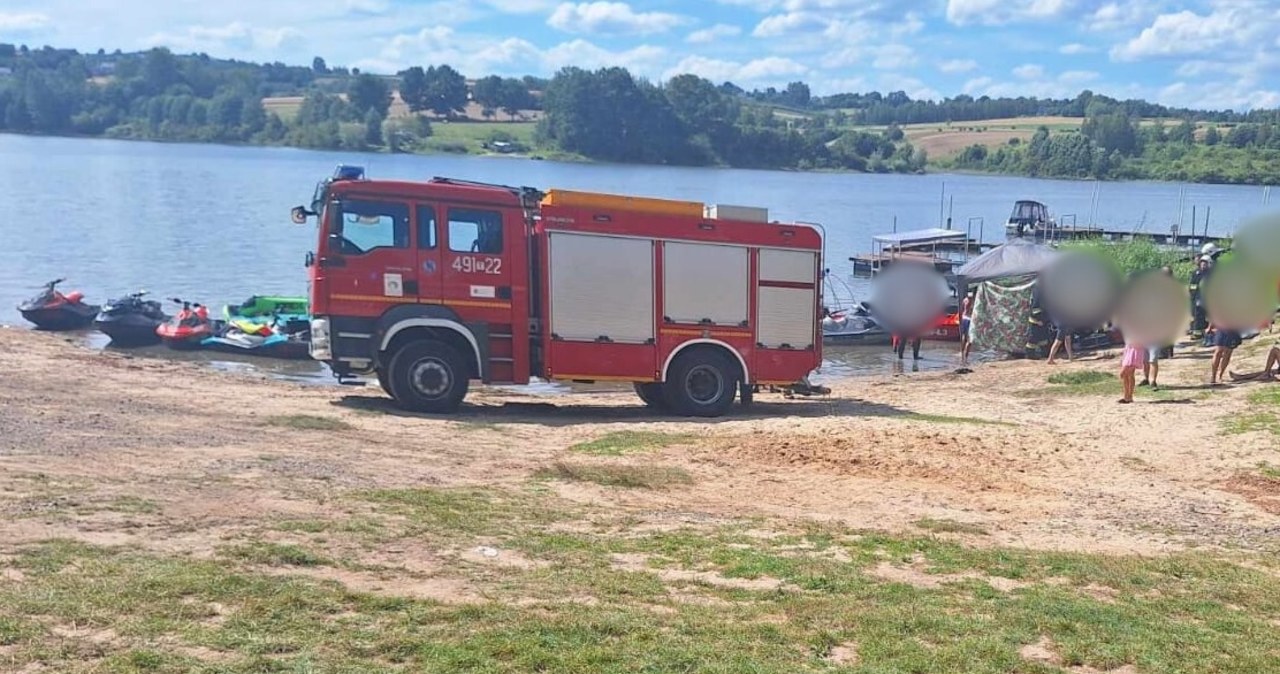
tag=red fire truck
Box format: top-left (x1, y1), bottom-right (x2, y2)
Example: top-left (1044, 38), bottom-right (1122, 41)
top-left (292, 166), bottom-right (824, 417)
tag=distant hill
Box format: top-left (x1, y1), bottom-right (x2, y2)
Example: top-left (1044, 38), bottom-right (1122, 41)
top-left (1, 42), bottom-right (1277, 183)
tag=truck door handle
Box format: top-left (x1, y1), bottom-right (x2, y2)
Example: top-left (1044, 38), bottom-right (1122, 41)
top-left (404, 280), bottom-right (419, 294)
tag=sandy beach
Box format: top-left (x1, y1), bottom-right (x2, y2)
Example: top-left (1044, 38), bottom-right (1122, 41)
top-left (2, 325), bottom-right (1278, 672)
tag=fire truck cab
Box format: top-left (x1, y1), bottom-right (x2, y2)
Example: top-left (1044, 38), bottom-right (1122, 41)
top-left (293, 166), bottom-right (823, 417)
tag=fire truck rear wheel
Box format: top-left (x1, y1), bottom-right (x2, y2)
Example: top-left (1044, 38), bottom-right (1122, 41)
top-left (664, 350), bottom-right (739, 417)
top-left (387, 340), bottom-right (470, 414)
top-left (633, 382), bottom-right (668, 410)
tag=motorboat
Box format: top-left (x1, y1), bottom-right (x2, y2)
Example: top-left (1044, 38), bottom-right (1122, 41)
top-left (1005, 200), bottom-right (1055, 238)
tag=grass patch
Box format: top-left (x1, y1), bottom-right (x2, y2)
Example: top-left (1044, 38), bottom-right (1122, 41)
top-left (1028, 370), bottom-right (1119, 397)
top-left (569, 431), bottom-right (696, 456)
top-left (900, 413), bottom-right (1016, 427)
top-left (103, 495), bottom-right (161, 515)
top-left (913, 518), bottom-right (989, 535)
top-left (1258, 463), bottom-right (1280, 480)
top-left (1222, 412), bottom-right (1280, 436)
top-left (1047, 370), bottom-right (1114, 386)
top-left (4, 517), bottom-right (1280, 673)
top-left (221, 542), bottom-right (329, 567)
top-left (537, 461), bottom-right (694, 489)
top-left (423, 121), bottom-right (537, 155)
top-left (262, 414), bottom-right (353, 432)
top-left (1248, 387), bottom-right (1280, 407)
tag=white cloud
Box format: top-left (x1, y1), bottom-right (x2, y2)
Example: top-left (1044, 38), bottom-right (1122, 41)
top-left (880, 76), bottom-right (939, 101)
top-left (1012, 63), bottom-right (1044, 79)
top-left (751, 11), bottom-right (826, 37)
top-left (358, 28), bottom-right (669, 79)
top-left (1110, 4), bottom-right (1277, 61)
top-left (937, 58), bottom-right (978, 74)
top-left (821, 46), bottom-right (862, 68)
top-left (1058, 42), bottom-right (1095, 55)
top-left (482, 0), bottom-right (560, 11)
top-left (344, 0), bottom-right (390, 15)
top-left (964, 68), bottom-right (1104, 99)
top-left (872, 44), bottom-right (916, 70)
top-left (144, 22), bottom-right (303, 53)
top-left (685, 24), bottom-right (741, 44)
top-left (547, 2), bottom-right (687, 35)
top-left (1085, 2), bottom-right (1154, 32)
top-left (543, 39), bottom-right (667, 75)
top-left (945, 0), bottom-right (1073, 26)
top-left (664, 54), bottom-right (807, 86)
top-left (0, 11), bottom-right (50, 32)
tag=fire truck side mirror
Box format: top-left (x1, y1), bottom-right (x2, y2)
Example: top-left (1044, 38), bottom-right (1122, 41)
top-left (290, 205), bottom-right (313, 224)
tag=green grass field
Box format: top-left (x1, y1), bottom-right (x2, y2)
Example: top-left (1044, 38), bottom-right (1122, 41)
top-left (3, 484), bottom-right (1279, 672)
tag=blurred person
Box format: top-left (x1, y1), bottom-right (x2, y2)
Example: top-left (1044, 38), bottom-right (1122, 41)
top-left (1046, 319), bottom-right (1073, 365)
top-left (1119, 334), bottom-right (1147, 404)
top-left (893, 333), bottom-right (922, 360)
top-left (1140, 267), bottom-right (1177, 390)
top-left (1229, 343), bottom-right (1280, 382)
top-left (1209, 321), bottom-right (1242, 385)
top-left (959, 292), bottom-right (975, 364)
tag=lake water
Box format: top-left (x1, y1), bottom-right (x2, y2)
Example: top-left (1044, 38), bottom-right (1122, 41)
top-left (2, 133), bottom-right (1276, 381)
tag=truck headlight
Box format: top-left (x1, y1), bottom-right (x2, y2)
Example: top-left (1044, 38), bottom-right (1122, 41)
top-left (309, 318), bottom-right (332, 361)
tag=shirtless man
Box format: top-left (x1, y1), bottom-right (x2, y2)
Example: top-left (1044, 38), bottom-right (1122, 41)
top-left (1229, 344), bottom-right (1280, 382)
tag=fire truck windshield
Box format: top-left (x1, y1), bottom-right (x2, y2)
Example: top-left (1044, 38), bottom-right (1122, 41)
top-left (326, 199), bottom-right (410, 255)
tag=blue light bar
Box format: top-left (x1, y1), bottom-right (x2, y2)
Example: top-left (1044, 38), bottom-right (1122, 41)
top-left (333, 165), bottom-right (366, 181)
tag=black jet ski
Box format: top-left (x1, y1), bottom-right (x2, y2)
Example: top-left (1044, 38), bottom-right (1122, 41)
top-left (18, 278), bottom-right (99, 331)
top-left (93, 291), bottom-right (169, 346)
top-left (822, 302), bottom-right (891, 346)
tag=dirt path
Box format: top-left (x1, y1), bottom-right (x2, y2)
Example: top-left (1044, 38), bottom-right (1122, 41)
top-left (1, 326), bottom-right (1277, 561)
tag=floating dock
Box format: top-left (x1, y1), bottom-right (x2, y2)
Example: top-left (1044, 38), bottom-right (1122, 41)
top-left (1014, 226), bottom-right (1230, 248)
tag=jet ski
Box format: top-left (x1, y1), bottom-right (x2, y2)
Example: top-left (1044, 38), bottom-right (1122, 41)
top-left (17, 278), bottom-right (100, 331)
top-left (93, 291), bottom-right (169, 346)
top-left (156, 298), bottom-right (222, 350)
top-left (202, 314), bottom-right (311, 360)
top-left (822, 303), bottom-right (892, 346)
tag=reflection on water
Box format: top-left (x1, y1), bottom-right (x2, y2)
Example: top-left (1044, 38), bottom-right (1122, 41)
top-left (815, 341), bottom-right (997, 383)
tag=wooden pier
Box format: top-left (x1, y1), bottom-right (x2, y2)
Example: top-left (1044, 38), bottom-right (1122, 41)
top-left (848, 252), bottom-right (958, 277)
top-left (1016, 226), bottom-right (1230, 248)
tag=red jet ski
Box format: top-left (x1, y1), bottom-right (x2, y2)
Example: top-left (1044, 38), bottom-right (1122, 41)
top-left (18, 278), bottom-right (100, 331)
top-left (156, 298), bottom-right (222, 350)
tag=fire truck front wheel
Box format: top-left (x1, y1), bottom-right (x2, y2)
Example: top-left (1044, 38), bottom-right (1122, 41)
top-left (663, 349), bottom-right (739, 417)
top-left (387, 340), bottom-right (470, 413)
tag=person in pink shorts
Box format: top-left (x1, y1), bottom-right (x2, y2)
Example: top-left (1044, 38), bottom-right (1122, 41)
top-left (1119, 337), bottom-right (1147, 404)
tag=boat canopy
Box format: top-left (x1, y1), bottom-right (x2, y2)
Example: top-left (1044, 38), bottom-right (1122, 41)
top-left (955, 238), bottom-right (1058, 282)
top-left (872, 228), bottom-right (968, 247)
top-left (1009, 200), bottom-right (1049, 221)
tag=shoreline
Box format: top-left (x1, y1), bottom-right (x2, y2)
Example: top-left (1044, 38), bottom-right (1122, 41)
top-left (4, 129), bottom-right (1276, 187)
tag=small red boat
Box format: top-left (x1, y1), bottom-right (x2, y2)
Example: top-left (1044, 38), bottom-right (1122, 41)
top-left (924, 312), bottom-right (963, 342)
top-left (156, 299), bottom-right (217, 350)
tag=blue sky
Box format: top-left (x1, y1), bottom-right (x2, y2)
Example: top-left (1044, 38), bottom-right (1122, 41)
top-left (1, 1), bottom-right (1277, 109)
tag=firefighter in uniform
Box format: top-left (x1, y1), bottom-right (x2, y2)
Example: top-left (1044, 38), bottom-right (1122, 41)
top-left (1025, 295), bottom-right (1051, 359)
top-left (1188, 256), bottom-right (1211, 338)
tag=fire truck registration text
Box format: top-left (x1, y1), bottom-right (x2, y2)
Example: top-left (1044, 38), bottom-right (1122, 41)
top-left (451, 256), bottom-right (502, 275)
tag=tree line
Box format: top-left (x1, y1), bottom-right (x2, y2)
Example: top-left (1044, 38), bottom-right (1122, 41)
top-left (537, 68), bottom-right (924, 172)
top-left (1, 42), bottom-right (1278, 182)
top-left (946, 110), bottom-right (1280, 184)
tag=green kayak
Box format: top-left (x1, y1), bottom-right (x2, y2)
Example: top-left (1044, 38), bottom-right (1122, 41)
top-left (224, 295), bottom-right (309, 322)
